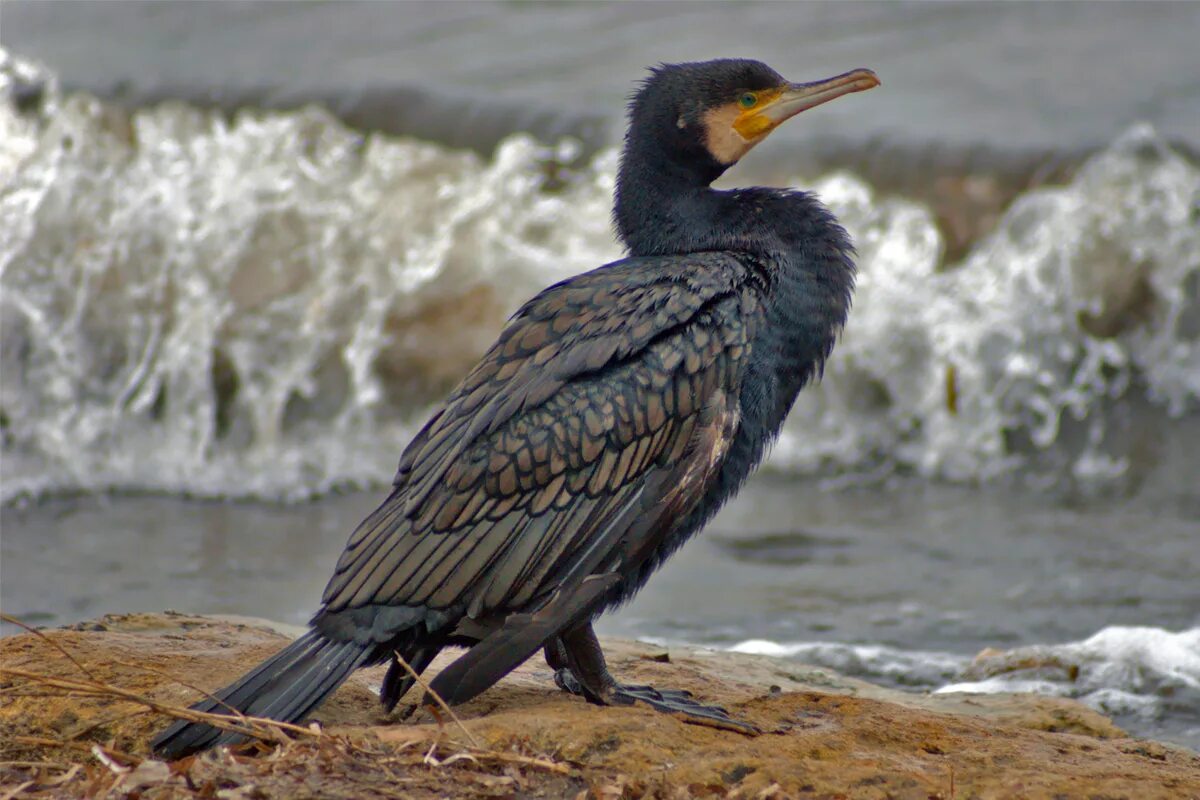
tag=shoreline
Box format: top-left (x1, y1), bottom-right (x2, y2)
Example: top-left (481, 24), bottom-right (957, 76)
top-left (3, 612), bottom-right (1197, 798)
top-left (5, 478), bottom-right (1198, 751)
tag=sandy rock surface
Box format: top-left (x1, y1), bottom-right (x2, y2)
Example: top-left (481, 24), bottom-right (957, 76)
top-left (2, 613), bottom-right (1197, 799)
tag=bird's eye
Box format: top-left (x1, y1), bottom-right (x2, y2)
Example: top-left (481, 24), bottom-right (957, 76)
top-left (739, 92), bottom-right (757, 109)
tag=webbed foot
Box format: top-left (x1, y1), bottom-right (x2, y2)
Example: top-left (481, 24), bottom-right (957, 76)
top-left (549, 631), bottom-right (758, 735)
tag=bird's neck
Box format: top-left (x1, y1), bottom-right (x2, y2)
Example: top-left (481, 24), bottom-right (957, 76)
top-left (613, 144), bottom-right (856, 329)
top-left (613, 138), bottom-right (740, 256)
top-left (614, 144), bottom-right (857, 344)
top-left (613, 146), bottom-right (800, 259)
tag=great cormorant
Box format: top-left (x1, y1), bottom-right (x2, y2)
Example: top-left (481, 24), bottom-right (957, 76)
top-left (153, 58), bottom-right (879, 758)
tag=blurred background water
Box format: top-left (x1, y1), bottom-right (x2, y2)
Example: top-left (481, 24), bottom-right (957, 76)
top-left (1, 1), bottom-right (1198, 748)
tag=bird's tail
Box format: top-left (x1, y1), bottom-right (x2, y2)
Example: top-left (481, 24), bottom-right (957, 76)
top-left (151, 630), bottom-right (376, 760)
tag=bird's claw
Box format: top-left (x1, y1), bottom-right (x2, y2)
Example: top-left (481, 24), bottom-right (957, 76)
top-left (612, 683), bottom-right (706, 708)
top-left (554, 667), bottom-right (584, 695)
top-left (552, 668), bottom-right (756, 735)
top-left (616, 683), bottom-right (694, 701)
top-left (613, 684), bottom-right (755, 734)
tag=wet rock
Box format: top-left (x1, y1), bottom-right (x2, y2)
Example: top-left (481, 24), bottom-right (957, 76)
top-left (2, 613), bottom-right (1198, 799)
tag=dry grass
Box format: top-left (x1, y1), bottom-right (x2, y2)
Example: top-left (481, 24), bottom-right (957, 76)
top-left (7, 612), bottom-right (1190, 799)
top-left (0, 614), bottom-right (578, 799)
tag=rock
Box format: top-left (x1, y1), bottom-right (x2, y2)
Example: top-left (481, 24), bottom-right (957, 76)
top-left (2, 613), bottom-right (1198, 799)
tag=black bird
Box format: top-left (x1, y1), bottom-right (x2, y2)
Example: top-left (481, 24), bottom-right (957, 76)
top-left (153, 58), bottom-right (879, 758)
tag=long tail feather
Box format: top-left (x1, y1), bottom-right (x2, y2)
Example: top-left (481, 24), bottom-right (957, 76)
top-left (151, 631), bottom-right (372, 759)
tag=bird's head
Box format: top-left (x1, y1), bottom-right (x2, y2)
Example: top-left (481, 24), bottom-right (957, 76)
top-left (626, 59), bottom-right (879, 180)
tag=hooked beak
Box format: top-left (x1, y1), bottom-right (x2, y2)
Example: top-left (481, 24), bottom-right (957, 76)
top-left (731, 68), bottom-right (879, 142)
top-left (762, 68), bottom-right (881, 125)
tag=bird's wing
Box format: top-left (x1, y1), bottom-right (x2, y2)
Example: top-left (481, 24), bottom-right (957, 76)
top-left (319, 253), bottom-right (762, 628)
top-left (426, 385), bottom-right (742, 706)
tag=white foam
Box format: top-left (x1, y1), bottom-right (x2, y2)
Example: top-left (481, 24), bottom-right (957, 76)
top-left (2, 51), bottom-right (1198, 502)
top-left (729, 639), bottom-right (967, 687)
top-left (730, 626), bottom-right (1200, 739)
top-left (776, 128), bottom-right (1200, 483)
top-left (1, 53), bottom-right (622, 502)
top-left (938, 625), bottom-right (1200, 725)
top-left (945, 628), bottom-right (1200, 734)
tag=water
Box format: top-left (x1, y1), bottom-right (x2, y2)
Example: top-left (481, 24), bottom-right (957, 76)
top-left (3, 55), bottom-right (1198, 503)
top-left (5, 1), bottom-right (1199, 153)
top-left (3, 479), bottom-right (1198, 747)
top-left (2, 2), bottom-right (1199, 750)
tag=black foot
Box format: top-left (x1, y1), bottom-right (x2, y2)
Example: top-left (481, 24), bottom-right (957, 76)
top-left (554, 667), bottom-right (757, 734)
top-left (553, 666), bottom-right (584, 695)
top-left (613, 683), bottom-right (757, 733)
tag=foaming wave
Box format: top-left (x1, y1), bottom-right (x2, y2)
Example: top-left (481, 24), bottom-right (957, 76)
top-left (728, 639), bottom-right (966, 688)
top-left (731, 626), bottom-right (1200, 747)
top-left (942, 626), bottom-right (1200, 742)
top-left (1, 53), bottom-right (621, 502)
top-left (777, 127), bottom-right (1200, 487)
top-left (2, 52), bottom-right (1198, 503)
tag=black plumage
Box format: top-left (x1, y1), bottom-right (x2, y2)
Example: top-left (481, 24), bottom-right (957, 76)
top-left (153, 58), bottom-right (878, 758)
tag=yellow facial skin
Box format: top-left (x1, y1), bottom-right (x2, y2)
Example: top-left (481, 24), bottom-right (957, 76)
top-left (702, 88), bottom-right (787, 165)
top-left (731, 87), bottom-right (786, 140)
top-left (702, 69), bottom-right (880, 166)
top-left (703, 98), bottom-right (777, 166)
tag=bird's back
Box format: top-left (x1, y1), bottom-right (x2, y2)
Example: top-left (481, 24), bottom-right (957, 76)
top-left (314, 251), bottom-right (769, 640)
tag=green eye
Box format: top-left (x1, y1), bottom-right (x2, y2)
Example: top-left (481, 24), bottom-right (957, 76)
top-left (739, 92), bottom-right (757, 109)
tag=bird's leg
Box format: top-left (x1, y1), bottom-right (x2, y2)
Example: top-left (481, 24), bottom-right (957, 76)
top-left (543, 637), bottom-right (570, 671)
top-left (553, 623), bottom-right (758, 734)
top-left (543, 636), bottom-right (583, 696)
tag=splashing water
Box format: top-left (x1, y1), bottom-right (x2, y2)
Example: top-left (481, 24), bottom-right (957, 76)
top-left (730, 626), bottom-right (1200, 748)
top-left (942, 626), bottom-right (1200, 742)
top-left (0, 54), bottom-right (621, 502)
top-left (781, 126), bottom-right (1200, 487)
top-left (2, 53), bottom-right (1198, 504)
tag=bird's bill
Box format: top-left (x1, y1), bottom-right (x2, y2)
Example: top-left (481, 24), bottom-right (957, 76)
top-left (774, 69), bottom-right (880, 119)
top-left (736, 69), bottom-right (879, 139)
